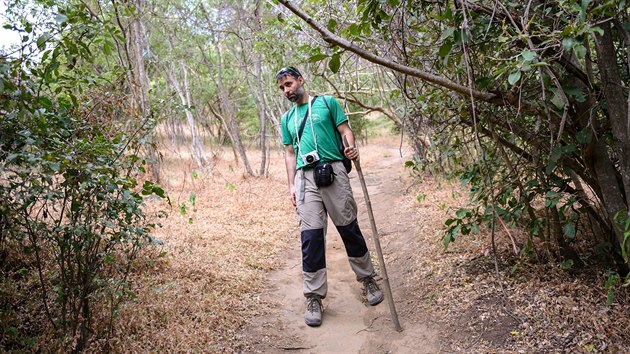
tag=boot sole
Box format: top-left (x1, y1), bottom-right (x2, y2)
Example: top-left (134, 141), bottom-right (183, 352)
top-left (305, 318), bottom-right (322, 327)
top-left (368, 294), bottom-right (384, 306)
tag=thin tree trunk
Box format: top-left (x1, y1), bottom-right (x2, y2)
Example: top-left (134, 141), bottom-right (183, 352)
top-left (199, 3), bottom-right (254, 176)
top-left (254, 0), bottom-right (268, 176)
top-left (130, 0), bottom-right (161, 182)
top-left (212, 33), bottom-right (255, 176)
top-left (165, 61), bottom-right (211, 173)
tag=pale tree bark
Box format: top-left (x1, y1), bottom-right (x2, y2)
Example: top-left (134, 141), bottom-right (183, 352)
top-left (196, 46), bottom-right (240, 162)
top-left (213, 33), bottom-right (255, 177)
top-left (253, 0), bottom-right (269, 176)
top-left (265, 91), bottom-right (284, 147)
top-left (199, 4), bottom-right (254, 177)
top-left (165, 61), bottom-right (212, 174)
top-left (129, 0), bottom-right (161, 182)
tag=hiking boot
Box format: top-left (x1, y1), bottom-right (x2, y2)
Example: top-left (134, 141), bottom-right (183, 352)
top-left (363, 277), bottom-right (384, 306)
top-left (305, 295), bottom-right (322, 327)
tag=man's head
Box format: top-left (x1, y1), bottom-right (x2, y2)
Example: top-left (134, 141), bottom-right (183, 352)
top-left (276, 66), bottom-right (306, 103)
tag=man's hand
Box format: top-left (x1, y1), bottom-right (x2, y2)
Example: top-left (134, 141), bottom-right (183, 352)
top-left (338, 122), bottom-right (358, 160)
top-left (284, 144), bottom-right (297, 207)
top-left (344, 146), bottom-right (359, 160)
top-left (289, 185), bottom-right (296, 206)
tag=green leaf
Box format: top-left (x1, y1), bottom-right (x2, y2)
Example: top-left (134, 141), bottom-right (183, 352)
top-left (347, 23), bottom-right (361, 36)
top-left (439, 27), bottom-right (456, 41)
top-left (573, 44), bottom-right (587, 59)
top-left (142, 180), bottom-right (165, 198)
top-left (589, 26), bottom-right (604, 36)
top-left (329, 53), bottom-right (341, 73)
top-left (508, 71), bottom-right (521, 85)
top-left (576, 129), bottom-right (591, 144)
top-left (438, 41), bottom-right (452, 59)
top-left (563, 223), bottom-right (576, 239)
top-left (455, 208), bottom-right (469, 218)
top-left (442, 233), bottom-right (454, 248)
top-left (550, 89), bottom-right (565, 110)
top-left (544, 191), bottom-right (561, 207)
top-left (560, 259), bottom-right (574, 270)
top-left (309, 53), bottom-right (329, 63)
top-left (327, 18), bottom-right (337, 33)
top-left (521, 49), bottom-right (536, 62)
top-left (564, 86), bottom-right (586, 102)
top-left (36, 34), bottom-right (48, 50)
top-left (607, 289), bottom-right (615, 305)
top-left (475, 76), bottom-right (492, 88)
top-left (562, 38), bottom-right (575, 52)
top-left (55, 13), bottom-right (68, 24)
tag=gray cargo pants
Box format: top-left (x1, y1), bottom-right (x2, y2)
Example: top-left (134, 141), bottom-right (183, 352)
top-left (295, 160), bottom-right (376, 298)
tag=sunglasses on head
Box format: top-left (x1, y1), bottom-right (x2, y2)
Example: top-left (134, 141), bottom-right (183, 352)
top-left (276, 66), bottom-right (302, 80)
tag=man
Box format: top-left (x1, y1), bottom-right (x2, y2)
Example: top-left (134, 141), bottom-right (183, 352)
top-left (276, 66), bottom-right (384, 327)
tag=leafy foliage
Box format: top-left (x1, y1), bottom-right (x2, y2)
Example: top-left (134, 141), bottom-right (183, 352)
top-left (1, 1), bottom-right (164, 350)
top-left (311, 0), bottom-right (630, 271)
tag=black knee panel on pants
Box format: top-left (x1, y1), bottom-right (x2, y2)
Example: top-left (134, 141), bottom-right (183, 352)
top-left (336, 219), bottom-right (368, 257)
top-left (301, 229), bottom-right (326, 272)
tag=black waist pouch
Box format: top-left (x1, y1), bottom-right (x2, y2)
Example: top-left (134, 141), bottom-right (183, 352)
top-left (314, 162), bottom-right (335, 187)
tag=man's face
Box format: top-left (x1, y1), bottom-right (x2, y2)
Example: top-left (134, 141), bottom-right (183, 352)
top-left (277, 74), bottom-right (305, 103)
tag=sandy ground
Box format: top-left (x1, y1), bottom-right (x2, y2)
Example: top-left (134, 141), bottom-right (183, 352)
top-left (245, 142), bottom-right (441, 353)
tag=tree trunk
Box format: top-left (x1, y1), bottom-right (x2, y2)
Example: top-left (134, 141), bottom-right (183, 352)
top-left (165, 61), bottom-right (211, 174)
top-left (212, 30), bottom-right (255, 177)
top-left (129, 0), bottom-right (161, 182)
top-left (592, 21), bottom-right (629, 253)
top-left (594, 21), bottom-right (630, 201)
top-left (253, 0), bottom-right (268, 177)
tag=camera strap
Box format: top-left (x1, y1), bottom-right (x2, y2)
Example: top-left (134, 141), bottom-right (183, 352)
top-left (296, 95), bottom-right (319, 144)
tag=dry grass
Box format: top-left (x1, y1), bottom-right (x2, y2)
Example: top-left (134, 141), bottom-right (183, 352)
top-left (102, 145), bottom-right (297, 352)
top-left (399, 175), bottom-right (630, 353)
top-left (91, 134), bottom-right (630, 353)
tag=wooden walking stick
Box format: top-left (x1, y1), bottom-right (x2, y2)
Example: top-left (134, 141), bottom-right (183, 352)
top-left (344, 137), bottom-right (403, 332)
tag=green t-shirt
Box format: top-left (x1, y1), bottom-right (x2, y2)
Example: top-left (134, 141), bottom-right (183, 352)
top-left (281, 96), bottom-right (347, 170)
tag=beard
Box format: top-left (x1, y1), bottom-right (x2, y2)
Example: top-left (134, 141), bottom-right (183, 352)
top-left (288, 86), bottom-right (305, 103)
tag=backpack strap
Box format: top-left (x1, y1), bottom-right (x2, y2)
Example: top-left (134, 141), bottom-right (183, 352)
top-left (321, 96), bottom-right (344, 147)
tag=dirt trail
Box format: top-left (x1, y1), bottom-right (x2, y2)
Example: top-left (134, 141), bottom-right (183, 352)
top-left (254, 142), bottom-right (440, 353)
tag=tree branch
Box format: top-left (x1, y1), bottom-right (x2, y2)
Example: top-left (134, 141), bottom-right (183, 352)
top-left (277, 0), bottom-right (543, 115)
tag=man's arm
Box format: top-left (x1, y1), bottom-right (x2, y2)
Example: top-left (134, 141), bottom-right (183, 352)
top-left (284, 144), bottom-right (298, 206)
top-left (337, 122), bottom-right (359, 160)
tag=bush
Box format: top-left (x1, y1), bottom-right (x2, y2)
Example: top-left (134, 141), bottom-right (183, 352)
top-left (0, 2), bottom-right (164, 350)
